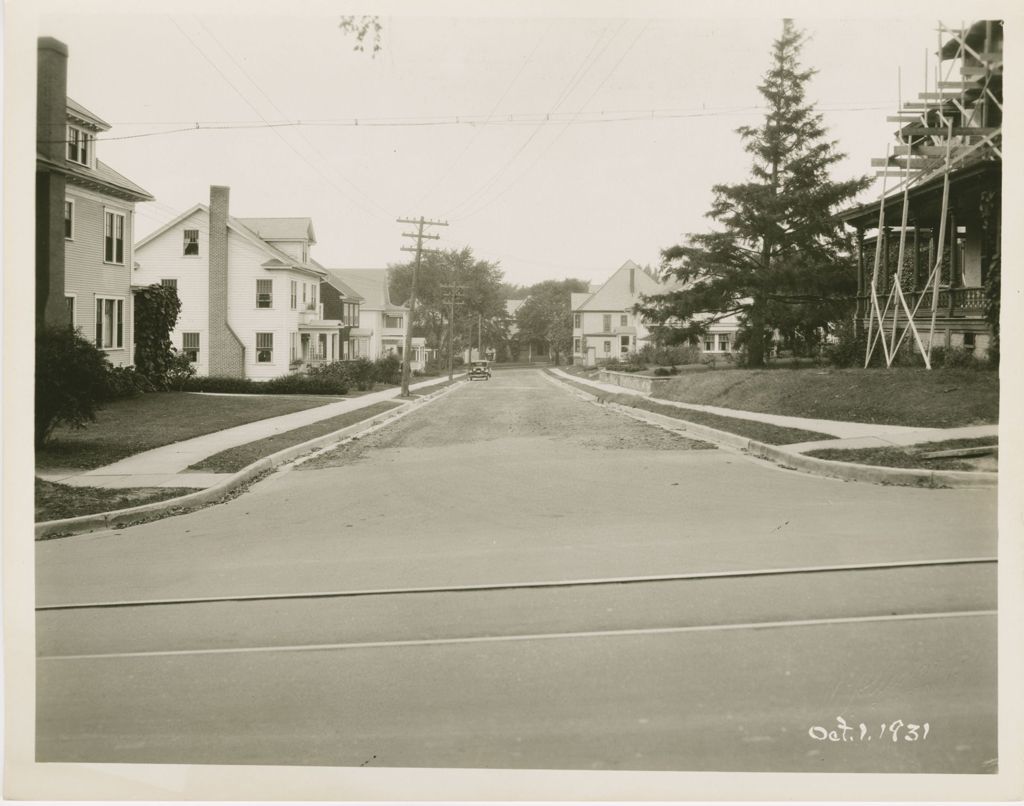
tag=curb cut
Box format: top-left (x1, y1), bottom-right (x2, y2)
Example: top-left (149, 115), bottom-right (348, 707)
top-left (545, 370), bottom-right (997, 490)
top-left (35, 380), bottom-right (465, 539)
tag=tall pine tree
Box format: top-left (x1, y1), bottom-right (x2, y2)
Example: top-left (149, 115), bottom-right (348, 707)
top-left (637, 19), bottom-right (870, 367)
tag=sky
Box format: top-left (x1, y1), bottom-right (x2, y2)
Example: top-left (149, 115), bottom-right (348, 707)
top-left (23, 2), bottom-right (1008, 287)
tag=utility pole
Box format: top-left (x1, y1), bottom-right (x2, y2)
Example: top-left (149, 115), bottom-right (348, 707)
top-left (478, 313), bottom-right (483, 361)
top-left (397, 216), bottom-right (447, 396)
top-left (440, 282), bottom-right (466, 381)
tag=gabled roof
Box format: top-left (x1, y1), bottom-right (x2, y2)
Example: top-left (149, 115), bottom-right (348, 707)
top-left (505, 299), bottom-right (528, 316)
top-left (324, 269), bottom-right (407, 311)
top-left (236, 217), bottom-right (317, 245)
top-left (66, 97), bottom-right (110, 132)
top-left (577, 260), bottom-right (661, 312)
top-left (310, 258), bottom-right (364, 301)
top-left (37, 153), bottom-right (154, 202)
top-left (569, 292), bottom-right (590, 312)
top-left (134, 203), bottom-right (325, 278)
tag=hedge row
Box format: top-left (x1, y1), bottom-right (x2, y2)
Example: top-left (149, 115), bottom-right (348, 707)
top-left (172, 374), bottom-right (349, 395)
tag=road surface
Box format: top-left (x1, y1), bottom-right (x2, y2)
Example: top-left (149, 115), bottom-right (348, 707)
top-left (35, 369), bottom-right (998, 772)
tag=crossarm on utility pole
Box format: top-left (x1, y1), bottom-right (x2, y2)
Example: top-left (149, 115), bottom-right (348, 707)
top-left (397, 217), bottom-right (448, 396)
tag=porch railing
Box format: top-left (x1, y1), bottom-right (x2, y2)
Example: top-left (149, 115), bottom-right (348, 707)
top-left (857, 286), bottom-right (986, 319)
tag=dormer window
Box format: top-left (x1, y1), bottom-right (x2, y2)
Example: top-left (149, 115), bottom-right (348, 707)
top-left (67, 125), bottom-right (94, 167)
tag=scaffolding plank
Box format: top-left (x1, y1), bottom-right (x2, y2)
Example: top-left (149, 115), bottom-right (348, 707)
top-left (938, 80), bottom-right (981, 89)
top-left (900, 126), bottom-right (998, 136)
top-left (887, 115), bottom-right (921, 123)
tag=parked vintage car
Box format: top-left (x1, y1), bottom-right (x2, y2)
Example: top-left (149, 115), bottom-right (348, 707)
top-left (468, 360), bottom-right (492, 381)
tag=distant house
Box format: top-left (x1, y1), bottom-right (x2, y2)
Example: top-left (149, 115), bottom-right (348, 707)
top-left (134, 186), bottom-right (342, 379)
top-left (838, 20), bottom-right (1002, 361)
top-left (505, 297), bottom-right (548, 362)
top-left (36, 37), bottom-right (154, 367)
top-left (316, 264), bottom-right (363, 360)
top-left (322, 269), bottom-right (425, 367)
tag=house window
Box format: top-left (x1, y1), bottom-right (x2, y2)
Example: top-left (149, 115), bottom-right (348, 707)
top-left (603, 340), bottom-right (611, 354)
top-left (311, 285), bottom-right (317, 307)
top-left (704, 337), bottom-right (714, 351)
top-left (256, 332), bottom-right (274, 363)
top-left (104, 210), bottom-right (125, 264)
top-left (317, 333), bottom-right (328, 359)
top-left (603, 314), bottom-right (612, 332)
top-left (346, 303), bottom-right (359, 326)
top-left (66, 125), bottom-right (93, 166)
top-left (95, 297), bottom-right (124, 349)
top-left (183, 229), bottom-right (199, 256)
top-left (620, 314), bottom-right (629, 326)
top-left (574, 338), bottom-right (581, 353)
top-left (302, 283), bottom-right (307, 304)
top-left (384, 315), bottom-right (403, 329)
top-left (963, 332), bottom-right (976, 351)
top-left (290, 281), bottom-right (297, 310)
top-left (65, 296), bottom-right (75, 328)
top-left (256, 279), bottom-right (273, 308)
top-left (64, 200), bottom-right (74, 239)
top-left (620, 336), bottom-right (630, 354)
top-left (719, 335), bottom-right (730, 352)
top-left (160, 278), bottom-right (177, 290)
top-left (182, 332), bottom-right (200, 362)
top-left (573, 314), bottom-right (581, 328)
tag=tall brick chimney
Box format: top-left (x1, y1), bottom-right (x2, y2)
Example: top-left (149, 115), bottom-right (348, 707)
top-left (36, 37), bottom-right (69, 327)
top-left (207, 185), bottom-right (246, 376)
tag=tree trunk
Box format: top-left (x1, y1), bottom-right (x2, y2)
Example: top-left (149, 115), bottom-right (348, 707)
top-left (747, 299), bottom-right (766, 368)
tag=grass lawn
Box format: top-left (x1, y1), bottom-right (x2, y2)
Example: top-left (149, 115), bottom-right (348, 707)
top-left (36, 478), bottom-right (195, 522)
top-left (650, 366), bottom-right (998, 427)
top-left (805, 436), bottom-right (998, 471)
top-left (36, 392), bottom-right (336, 471)
top-left (188, 401), bottom-right (403, 473)
top-left (553, 374), bottom-right (832, 445)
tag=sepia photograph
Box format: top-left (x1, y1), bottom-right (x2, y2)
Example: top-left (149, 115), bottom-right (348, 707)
top-left (4, 0), bottom-right (1023, 801)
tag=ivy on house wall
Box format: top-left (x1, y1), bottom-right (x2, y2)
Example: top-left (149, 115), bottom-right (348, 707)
top-left (133, 283), bottom-right (182, 388)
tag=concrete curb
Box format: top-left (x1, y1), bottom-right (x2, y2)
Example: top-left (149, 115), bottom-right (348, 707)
top-left (36, 380), bottom-right (466, 539)
top-left (546, 370), bottom-right (997, 490)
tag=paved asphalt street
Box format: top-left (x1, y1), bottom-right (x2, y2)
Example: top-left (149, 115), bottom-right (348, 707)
top-left (35, 369), bottom-right (997, 772)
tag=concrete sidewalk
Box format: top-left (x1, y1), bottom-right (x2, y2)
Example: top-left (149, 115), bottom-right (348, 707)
top-left (39, 375), bottom-right (458, 490)
top-left (549, 367), bottom-right (998, 454)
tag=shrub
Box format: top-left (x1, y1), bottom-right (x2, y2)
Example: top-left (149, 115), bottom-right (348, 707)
top-left (173, 373), bottom-right (348, 395)
top-left (308, 359), bottom-right (375, 390)
top-left (825, 321), bottom-right (867, 368)
top-left (35, 326), bottom-right (113, 447)
top-left (940, 346), bottom-right (982, 369)
top-left (373, 354), bottom-right (402, 385)
top-left (265, 374), bottom-right (349, 395)
top-left (640, 343), bottom-right (702, 366)
top-left (167, 349), bottom-right (197, 385)
top-left (105, 366), bottom-right (155, 399)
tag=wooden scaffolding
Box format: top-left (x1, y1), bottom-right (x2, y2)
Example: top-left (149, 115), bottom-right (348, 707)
top-left (864, 20), bottom-right (1002, 368)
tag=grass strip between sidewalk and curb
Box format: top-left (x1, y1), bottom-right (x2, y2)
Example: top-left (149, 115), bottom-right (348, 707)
top-left (35, 478), bottom-right (197, 523)
top-left (551, 373), bottom-right (832, 445)
top-left (805, 436), bottom-right (998, 471)
top-left (36, 392), bottom-right (340, 470)
top-left (188, 401), bottom-right (404, 473)
top-left (35, 381), bottom-right (466, 538)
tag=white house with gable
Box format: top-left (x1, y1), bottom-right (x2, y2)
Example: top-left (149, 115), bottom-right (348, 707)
top-left (134, 186), bottom-right (343, 379)
top-left (572, 259), bottom-right (743, 365)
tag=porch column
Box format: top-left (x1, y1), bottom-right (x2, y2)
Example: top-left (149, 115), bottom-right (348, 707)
top-left (912, 226), bottom-right (920, 291)
top-left (855, 227), bottom-right (865, 335)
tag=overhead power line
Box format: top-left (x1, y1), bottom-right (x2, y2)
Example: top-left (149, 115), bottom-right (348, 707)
top-left (86, 103), bottom-right (893, 142)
